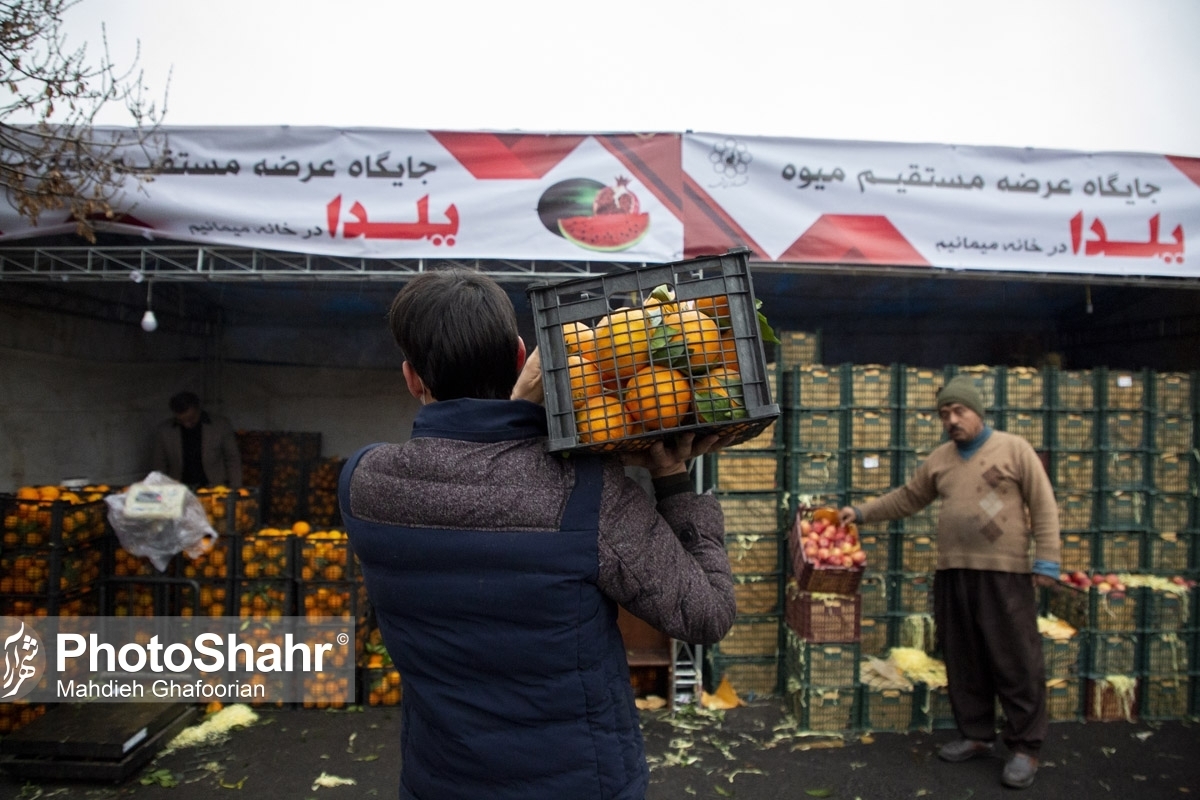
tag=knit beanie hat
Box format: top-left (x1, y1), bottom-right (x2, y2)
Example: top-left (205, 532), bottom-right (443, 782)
top-left (937, 375), bottom-right (984, 417)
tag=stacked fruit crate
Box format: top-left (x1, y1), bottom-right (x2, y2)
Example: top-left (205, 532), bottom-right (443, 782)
top-left (708, 364), bottom-right (785, 699)
top-left (237, 430), bottom-right (323, 526)
top-left (1138, 579), bottom-right (1196, 720)
top-left (0, 490), bottom-right (105, 617)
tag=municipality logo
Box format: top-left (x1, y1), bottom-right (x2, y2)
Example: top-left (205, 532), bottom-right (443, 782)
top-left (1, 618), bottom-right (44, 702)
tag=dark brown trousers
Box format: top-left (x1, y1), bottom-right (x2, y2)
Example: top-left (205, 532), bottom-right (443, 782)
top-left (933, 569), bottom-right (1047, 755)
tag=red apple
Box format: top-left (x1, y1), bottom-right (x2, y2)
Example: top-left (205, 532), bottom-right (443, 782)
top-left (827, 553), bottom-right (844, 567)
top-left (800, 519), bottom-right (813, 536)
top-left (850, 550), bottom-right (867, 566)
top-left (1092, 574), bottom-right (1106, 586)
top-left (816, 547), bottom-right (830, 561)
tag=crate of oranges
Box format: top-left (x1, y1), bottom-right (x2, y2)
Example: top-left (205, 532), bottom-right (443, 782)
top-left (2, 485), bottom-right (110, 549)
top-left (527, 248), bottom-right (780, 454)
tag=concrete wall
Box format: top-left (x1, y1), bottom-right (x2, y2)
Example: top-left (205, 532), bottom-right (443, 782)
top-left (0, 304), bottom-right (418, 493)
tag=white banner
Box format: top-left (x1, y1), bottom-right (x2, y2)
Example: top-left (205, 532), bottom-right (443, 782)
top-left (682, 133), bottom-right (1199, 277)
top-left (0, 127), bottom-right (686, 262)
top-left (2, 126), bottom-right (1197, 278)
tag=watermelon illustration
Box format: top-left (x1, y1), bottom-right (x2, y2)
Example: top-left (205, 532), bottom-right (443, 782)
top-left (538, 175), bottom-right (650, 252)
top-left (537, 178), bottom-right (605, 235)
top-left (559, 213), bottom-right (650, 252)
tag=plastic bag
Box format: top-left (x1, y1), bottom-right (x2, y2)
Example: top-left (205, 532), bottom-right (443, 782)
top-left (105, 472), bottom-right (219, 572)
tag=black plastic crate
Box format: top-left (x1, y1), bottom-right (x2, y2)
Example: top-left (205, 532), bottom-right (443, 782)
top-left (848, 365), bottom-right (897, 408)
top-left (735, 573), bottom-right (783, 616)
top-left (789, 451), bottom-right (843, 494)
top-left (527, 249), bottom-right (778, 454)
top-left (1144, 532), bottom-right (1192, 575)
top-left (1052, 453), bottom-right (1096, 493)
top-left (1152, 372), bottom-right (1193, 415)
top-left (1150, 493), bottom-right (1193, 533)
top-left (718, 492), bottom-right (785, 538)
top-left (1101, 492), bottom-right (1148, 530)
top-left (999, 410), bottom-right (1046, 450)
top-left (1101, 450), bottom-right (1148, 491)
top-left (848, 410), bottom-right (895, 449)
top-left (1142, 631), bottom-right (1191, 676)
top-left (1043, 634), bottom-right (1083, 678)
top-left (714, 614), bottom-right (781, 659)
top-left (195, 486), bottom-right (262, 537)
top-left (787, 365), bottom-right (844, 409)
top-left (1141, 586), bottom-right (1195, 630)
top-left (1057, 494), bottom-right (1096, 533)
top-left (787, 684), bottom-right (858, 732)
top-left (900, 367), bottom-right (947, 410)
top-left (901, 411), bottom-right (944, 451)
top-left (1051, 368), bottom-right (1096, 410)
top-left (713, 449), bottom-right (782, 492)
top-left (899, 533), bottom-right (938, 574)
top-left (1004, 367), bottom-right (1045, 408)
top-left (1152, 414), bottom-right (1195, 452)
top-left (892, 572), bottom-right (934, 615)
top-left (1103, 411), bottom-right (1147, 450)
top-left (1151, 453), bottom-right (1195, 495)
top-left (1098, 532), bottom-right (1143, 573)
top-left (0, 494), bottom-right (109, 549)
top-left (710, 655), bottom-right (781, 699)
top-left (1046, 677), bottom-right (1084, 722)
top-left (784, 631), bottom-right (859, 687)
top-left (1051, 412), bottom-right (1097, 450)
top-left (1141, 675), bottom-right (1189, 720)
top-left (1087, 632), bottom-right (1139, 675)
top-left (860, 684), bottom-right (918, 732)
top-left (1103, 368), bottom-right (1148, 411)
top-left (790, 410), bottom-right (845, 452)
top-left (1058, 532), bottom-right (1097, 574)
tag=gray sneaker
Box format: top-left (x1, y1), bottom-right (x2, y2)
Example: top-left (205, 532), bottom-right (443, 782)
top-left (1001, 753), bottom-right (1038, 789)
top-left (937, 738), bottom-right (995, 762)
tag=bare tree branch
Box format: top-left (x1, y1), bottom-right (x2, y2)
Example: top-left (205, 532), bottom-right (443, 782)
top-left (1, 0), bottom-right (169, 241)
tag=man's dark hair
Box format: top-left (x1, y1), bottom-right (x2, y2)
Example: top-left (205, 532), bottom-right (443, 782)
top-left (169, 391), bottom-right (201, 414)
top-left (388, 269), bottom-right (521, 400)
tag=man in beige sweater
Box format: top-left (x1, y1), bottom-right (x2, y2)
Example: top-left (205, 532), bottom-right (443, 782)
top-left (840, 375), bottom-right (1060, 790)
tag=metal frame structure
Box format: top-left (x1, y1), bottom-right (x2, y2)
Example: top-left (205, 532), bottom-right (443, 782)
top-left (3, 244), bottom-right (1199, 290)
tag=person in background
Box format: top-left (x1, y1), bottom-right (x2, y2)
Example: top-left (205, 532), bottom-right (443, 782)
top-left (839, 374), bottom-right (1060, 790)
top-left (152, 391), bottom-right (243, 488)
top-left (339, 269), bottom-right (737, 800)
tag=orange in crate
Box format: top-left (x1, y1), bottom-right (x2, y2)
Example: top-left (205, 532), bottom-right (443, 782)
top-left (575, 395), bottom-right (629, 446)
top-left (624, 366), bottom-right (692, 431)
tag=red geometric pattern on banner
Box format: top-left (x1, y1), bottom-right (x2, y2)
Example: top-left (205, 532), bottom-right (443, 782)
top-left (1166, 156), bottom-right (1200, 189)
top-left (595, 133), bottom-right (684, 221)
top-left (682, 174), bottom-right (769, 259)
top-left (429, 131), bottom-right (587, 179)
top-left (778, 215), bottom-right (931, 266)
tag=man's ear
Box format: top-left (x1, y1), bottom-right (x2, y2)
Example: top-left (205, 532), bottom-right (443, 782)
top-left (402, 362), bottom-right (427, 402)
top-left (516, 336), bottom-right (527, 372)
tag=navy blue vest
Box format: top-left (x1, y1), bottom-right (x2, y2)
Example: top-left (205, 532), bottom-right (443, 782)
top-left (341, 446), bottom-right (647, 800)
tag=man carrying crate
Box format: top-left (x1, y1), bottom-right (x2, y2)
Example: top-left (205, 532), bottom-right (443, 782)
top-left (339, 268), bottom-right (737, 800)
top-left (840, 375), bottom-right (1060, 790)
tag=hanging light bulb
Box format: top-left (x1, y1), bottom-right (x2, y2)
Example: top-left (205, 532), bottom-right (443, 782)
top-left (140, 280), bottom-right (158, 331)
top-left (1085, 285), bottom-right (1093, 315)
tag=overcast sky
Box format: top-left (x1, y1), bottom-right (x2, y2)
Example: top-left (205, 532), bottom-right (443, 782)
top-left (58, 0), bottom-right (1200, 157)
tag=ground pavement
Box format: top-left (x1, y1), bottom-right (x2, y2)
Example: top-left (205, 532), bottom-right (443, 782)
top-left (0, 700), bottom-right (1197, 799)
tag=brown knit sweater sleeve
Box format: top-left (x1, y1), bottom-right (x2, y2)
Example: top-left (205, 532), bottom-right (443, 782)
top-left (596, 461), bottom-right (735, 646)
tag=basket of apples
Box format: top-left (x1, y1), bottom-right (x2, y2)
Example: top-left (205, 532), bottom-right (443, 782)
top-left (788, 505), bottom-right (867, 595)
